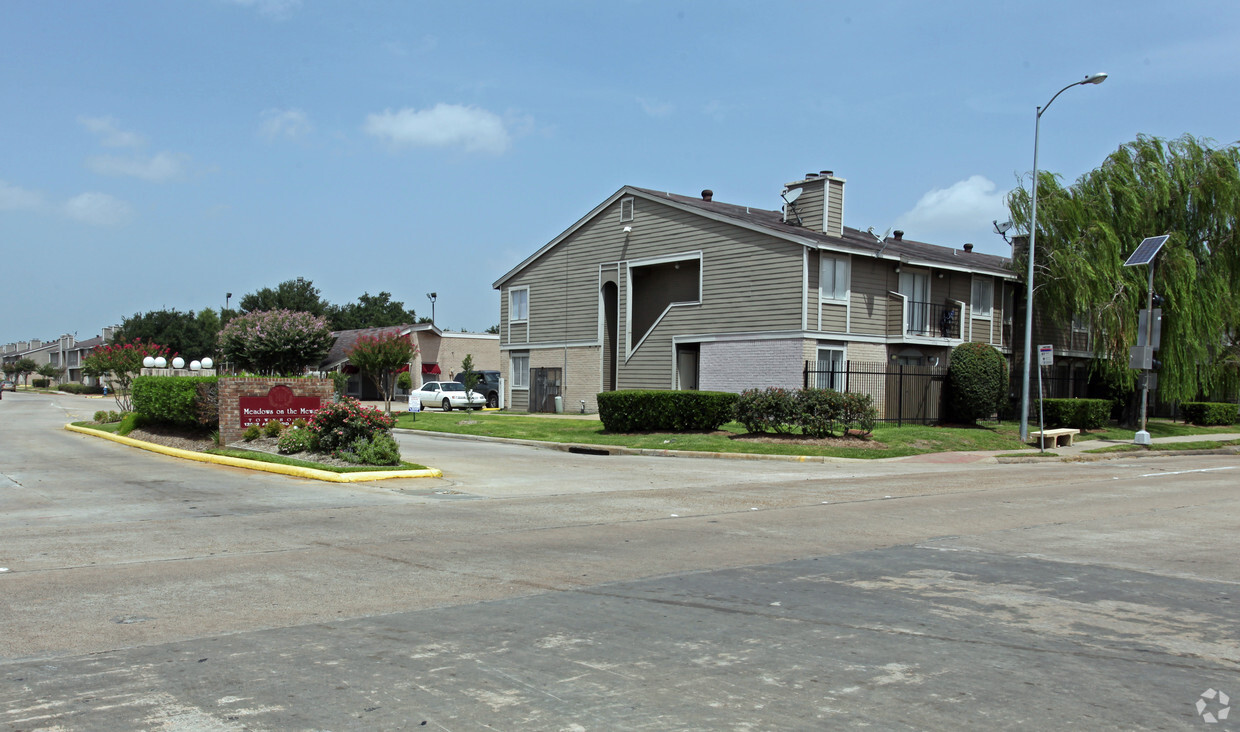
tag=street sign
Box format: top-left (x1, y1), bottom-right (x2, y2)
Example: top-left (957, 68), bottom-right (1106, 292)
top-left (1129, 345), bottom-right (1152, 370)
top-left (1136, 308), bottom-right (1162, 349)
top-left (1038, 344), bottom-right (1054, 366)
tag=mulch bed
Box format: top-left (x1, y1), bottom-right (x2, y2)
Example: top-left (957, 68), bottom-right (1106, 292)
top-left (727, 431), bottom-right (886, 450)
top-left (122, 426), bottom-right (358, 468)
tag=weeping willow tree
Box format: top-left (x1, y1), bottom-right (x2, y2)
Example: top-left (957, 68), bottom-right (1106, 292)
top-left (1007, 134), bottom-right (1240, 403)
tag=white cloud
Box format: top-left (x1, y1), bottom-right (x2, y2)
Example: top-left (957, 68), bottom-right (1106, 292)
top-left (0, 179), bottom-right (46, 211)
top-left (87, 152), bottom-right (188, 181)
top-left (638, 97), bottom-right (674, 118)
top-left (259, 108), bottom-right (312, 140)
top-left (225, 0), bottom-right (301, 20)
top-left (62, 192), bottom-right (133, 227)
top-left (363, 104), bottom-right (512, 154)
top-left (78, 116), bottom-right (145, 148)
top-left (893, 176), bottom-right (1011, 247)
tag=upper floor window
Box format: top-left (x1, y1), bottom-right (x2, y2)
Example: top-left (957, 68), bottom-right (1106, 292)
top-left (620, 197), bottom-right (634, 222)
top-left (819, 254), bottom-right (850, 301)
top-left (509, 287), bottom-right (529, 323)
top-left (971, 277), bottom-right (993, 318)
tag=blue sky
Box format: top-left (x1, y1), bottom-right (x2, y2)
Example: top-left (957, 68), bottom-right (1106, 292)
top-left (3, 1), bottom-right (1238, 348)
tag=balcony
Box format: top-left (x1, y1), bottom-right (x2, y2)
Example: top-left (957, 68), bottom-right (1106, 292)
top-left (887, 294), bottom-right (963, 340)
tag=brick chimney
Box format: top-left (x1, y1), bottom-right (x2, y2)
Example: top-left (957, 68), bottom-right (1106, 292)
top-left (782, 170), bottom-right (845, 237)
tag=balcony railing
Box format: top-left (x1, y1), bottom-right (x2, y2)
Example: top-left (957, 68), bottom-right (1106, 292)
top-left (905, 301), bottom-right (962, 339)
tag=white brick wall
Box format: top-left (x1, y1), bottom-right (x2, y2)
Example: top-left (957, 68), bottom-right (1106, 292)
top-left (699, 339), bottom-right (804, 393)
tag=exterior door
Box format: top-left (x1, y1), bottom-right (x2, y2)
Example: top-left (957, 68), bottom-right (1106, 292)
top-left (676, 344), bottom-right (699, 390)
top-left (530, 367), bottom-right (562, 413)
top-left (899, 270), bottom-right (930, 335)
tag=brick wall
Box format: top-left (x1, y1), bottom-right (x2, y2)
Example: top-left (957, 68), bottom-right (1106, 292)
top-left (699, 339), bottom-right (804, 393)
top-left (218, 377), bottom-right (334, 444)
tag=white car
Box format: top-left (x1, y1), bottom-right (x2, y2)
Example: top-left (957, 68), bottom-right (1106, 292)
top-left (414, 381), bottom-right (487, 411)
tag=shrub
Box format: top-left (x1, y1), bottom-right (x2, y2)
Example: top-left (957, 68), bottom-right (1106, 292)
top-left (32, 378), bottom-right (50, 388)
top-left (795, 389), bottom-right (877, 437)
top-left (329, 371), bottom-right (350, 397)
top-left (116, 412), bottom-right (145, 436)
top-left (243, 425), bottom-right (261, 441)
top-left (735, 388), bottom-right (797, 434)
top-left (596, 390), bottom-right (739, 432)
top-left (194, 381), bottom-right (219, 428)
top-left (308, 397), bottom-right (396, 454)
top-left (1181, 401), bottom-right (1239, 426)
top-left (336, 433), bottom-right (402, 466)
top-left (396, 371), bottom-right (413, 391)
top-left (132, 375), bottom-right (220, 426)
top-left (1038, 398), bottom-right (1112, 430)
top-left (93, 410), bottom-right (108, 423)
top-left (108, 410), bottom-right (121, 423)
top-left (946, 343), bottom-right (1008, 424)
top-left (261, 419), bottom-right (283, 438)
top-left (60, 383), bottom-right (83, 394)
top-left (291, 418), bottom-right (308, 430)
top-left (277, 427), bottom-right (315, 454)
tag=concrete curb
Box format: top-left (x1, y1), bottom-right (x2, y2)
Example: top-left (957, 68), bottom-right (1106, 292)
top-left (996, 445), bottom-right (1240, 463)
top-left (65, 424), bottom-right (443, 482)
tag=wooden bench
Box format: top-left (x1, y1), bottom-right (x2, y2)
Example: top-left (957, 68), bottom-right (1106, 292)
top-left (1030, 428), bottom-right (1080, 448)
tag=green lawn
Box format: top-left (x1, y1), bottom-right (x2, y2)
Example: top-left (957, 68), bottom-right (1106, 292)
top-left (394, 412), bottom-right (1038, 459)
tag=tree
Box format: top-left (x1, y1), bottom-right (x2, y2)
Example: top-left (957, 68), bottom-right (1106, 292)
top-left (239, 277), bottom-right (328, 316)
top-left (1007, 134), bottom-right (1240, 403)
top-left (116, 308), bottom-right (217, 359)
top-left (11, 357), bottom-right (37, 386)
top-left (219, 309), bottom-right (334, 375)
top-left (459, 354), bottom-right (479, 412)
top-left (82, 340), bottom-right (172, 411)
top-left (346, 330), bottom-right (417, 416)
top-left (37, 362), bottom-right (64, 386)
top-left (326, 291), bottom-right (418, 331)
top-left (485, 324), bottom-right (500, 334)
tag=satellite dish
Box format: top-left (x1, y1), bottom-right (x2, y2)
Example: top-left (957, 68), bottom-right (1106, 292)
top-left (993, 219), bottom-right (1014, 235)
top-left (781, 187), bottom-right (802, 204)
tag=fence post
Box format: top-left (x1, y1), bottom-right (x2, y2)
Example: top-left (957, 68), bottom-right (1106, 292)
top-left (803, 360), bottom-right (809, 389)
top-left (897, 365), bottom-right (904, 428)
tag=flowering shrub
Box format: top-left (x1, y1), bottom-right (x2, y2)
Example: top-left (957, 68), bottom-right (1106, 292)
top-left (277, 427), bottom-right (315, 454)
top-left (81, 338), bottom-right (173, 412)
top-left (308, 397), bottom-right (396, 455)
top-left (218, 309), bottom-right (333, 375)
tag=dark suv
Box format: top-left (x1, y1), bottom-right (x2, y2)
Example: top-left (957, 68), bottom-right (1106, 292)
top-left (454, 370), bottom-right (501, 408)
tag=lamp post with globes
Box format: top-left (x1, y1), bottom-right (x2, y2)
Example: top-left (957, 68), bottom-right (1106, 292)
top-left (1019, 72), bottom-right (1108, 442)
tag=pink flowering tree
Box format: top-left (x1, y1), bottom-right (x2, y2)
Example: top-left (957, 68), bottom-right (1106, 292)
top-left (346, 330), bottom-right (417, 415)
top-left (82, 338), bottom-right (173, 411)
top-left (218, 309), bottom-right (333, 375)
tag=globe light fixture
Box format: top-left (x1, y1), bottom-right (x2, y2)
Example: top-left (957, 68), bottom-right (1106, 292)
top-left (172, 357), bottom-right (186, 369)
top-left (201, 357), bottom-right (214, 369)
top-left (154, 357), bottom-right (167, 368)
top-left (190, 360), bottom-right (201, 371)
top-left (143, 356), bottom-right (156, 368)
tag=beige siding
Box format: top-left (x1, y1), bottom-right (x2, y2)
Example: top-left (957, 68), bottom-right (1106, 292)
top-left (820, 303), bottom-right (846, 331)
top-left (792, 183), bottom-right (824, 232)
top-left (825, 178), bottom-right (844, 237)
top-left (850, 257), bottom-right (892, 336)
top-left (886, 293), bottom-right (904, 336)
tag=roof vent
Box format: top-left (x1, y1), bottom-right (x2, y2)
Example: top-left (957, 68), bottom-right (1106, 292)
top-left (804, 172), bottom-right (819, 179)
top-left (820, 170), bottom-right (833, 177)
top-left (893, 230), bottom-right (904, 241)
top-left (963, 243), bottom-right (974, 252)
top-left (701, 189), bottom-right (713, 202)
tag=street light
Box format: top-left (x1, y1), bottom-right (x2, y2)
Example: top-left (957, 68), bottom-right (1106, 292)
top-left (1020, 72), bottom-right (1108, 442)
top-left (427, 292), bottom-right (437, 326)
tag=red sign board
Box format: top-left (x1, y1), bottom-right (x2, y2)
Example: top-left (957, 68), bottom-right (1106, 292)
top-left (238, 385), bottom-right (322, 427)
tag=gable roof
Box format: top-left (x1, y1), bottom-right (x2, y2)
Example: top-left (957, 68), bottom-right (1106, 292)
top-left (494, 185), bottom-right (1015, 288)
top-left (321, 324), bottom-right (423, 370)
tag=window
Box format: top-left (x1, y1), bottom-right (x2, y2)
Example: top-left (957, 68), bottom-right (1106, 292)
top-left (509, 287), bottom-right (529, 322)
top-left (971, 277), bottom-right (993, 318)
top-left (620, 197), bottom-right (634, 222)
top-left (819, 254), bottom-right (850, 301)
top-left (511, 353), bottom-right (529, 389)
top-left (814, 347), bottom-right (845, 390)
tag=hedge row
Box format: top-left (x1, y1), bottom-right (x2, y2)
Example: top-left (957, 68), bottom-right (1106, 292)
top-left (736, 387), bottom-right (876, 437)
top-left (597, 390), bottom-right (738, 432)
top-left (1037, 398), bottom-right (1112, 430)
top-left (1181, 401), bottom-right (1240, 426)
top-left (58, 383), bottom-right (106, 395)
top-left (32, 378), bottom-right (50, 388)
top-left (131, 375), bottom-right (220, 427)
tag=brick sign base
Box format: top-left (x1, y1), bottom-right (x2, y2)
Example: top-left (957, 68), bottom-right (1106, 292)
top-left (218, 377), bottom-right (335, 444)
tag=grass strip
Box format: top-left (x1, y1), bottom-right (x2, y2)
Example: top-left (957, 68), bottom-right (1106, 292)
top-left (1084, 438), bottom-right (1240, 454)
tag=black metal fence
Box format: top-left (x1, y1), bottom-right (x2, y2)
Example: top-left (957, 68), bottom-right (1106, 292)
top-left (804, 360), bottom-right (948, 425)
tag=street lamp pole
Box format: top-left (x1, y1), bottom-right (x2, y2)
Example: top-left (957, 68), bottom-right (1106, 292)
top-left (1020, 72), bottom-right (1108, 442)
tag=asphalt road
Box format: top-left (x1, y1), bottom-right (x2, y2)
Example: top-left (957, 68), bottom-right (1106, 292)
top-left (1, 391), bottom-right (1237, 730)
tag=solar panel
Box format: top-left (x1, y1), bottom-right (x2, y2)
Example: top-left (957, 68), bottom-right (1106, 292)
top-left (1123, 235), bottom-right (1169, 267)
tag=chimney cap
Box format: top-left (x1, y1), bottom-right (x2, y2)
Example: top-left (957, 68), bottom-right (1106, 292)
top-left (893, 230), bottom-right (904, 240)
top-left (701, 189), bottom-right (713, 202)
top-left (804, 172), bottom-right (819, 179)
top-left (963, 243), bottom-right (974, 252)
top-left (819, 170), bottom-right (833, 177)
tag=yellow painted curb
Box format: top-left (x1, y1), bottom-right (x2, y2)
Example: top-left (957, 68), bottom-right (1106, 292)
top-left (64, 424), bottom-right (443, 482)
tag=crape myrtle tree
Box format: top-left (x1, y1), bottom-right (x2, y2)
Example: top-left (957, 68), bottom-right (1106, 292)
top-left (218, 309), bottom-right (334, 375)
top-left (82, 339), bottom-right (173, 412)
top-left (1007, 134), bottom-right (1240, 403)
top-left (346, 329), bottom-right (417, 416)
